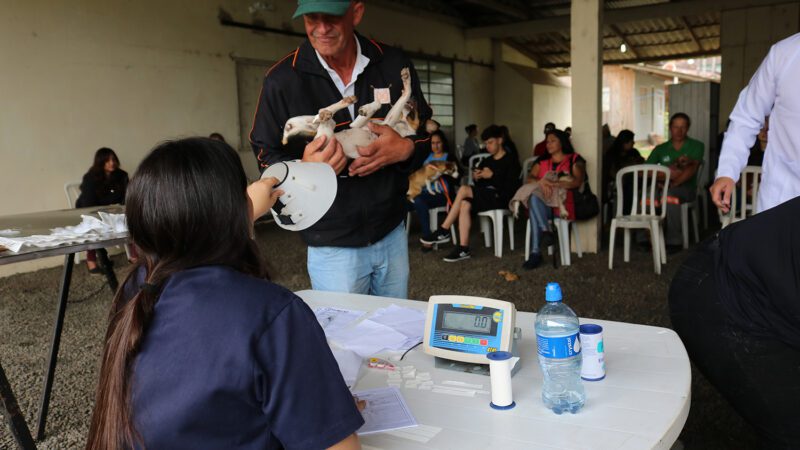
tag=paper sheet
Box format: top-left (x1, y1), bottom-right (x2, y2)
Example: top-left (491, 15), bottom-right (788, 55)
top-left (368, 304), bottom-right (426, 351)
top-left (328, 319), bottom-right (409, 357)
top-left (0, 213), bottom-right (127, 253)
top-left (313, 307), bottom-right (365, 334)
top-left (354, 387), bottom-right (417, 435)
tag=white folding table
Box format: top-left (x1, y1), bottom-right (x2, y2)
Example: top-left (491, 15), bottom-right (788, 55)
top-left (296, 290), bottom-right (691, 450)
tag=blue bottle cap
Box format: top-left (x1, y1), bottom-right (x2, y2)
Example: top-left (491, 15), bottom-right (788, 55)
top-left (545, 282), bottom-right (562, 302)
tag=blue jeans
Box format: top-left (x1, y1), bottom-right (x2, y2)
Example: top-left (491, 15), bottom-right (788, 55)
top-left (307, 223), bottom-right (409, 298)
top-left (528, 195), bottom-right (552, 255)
top-left (412, 191), bottom-right (448, 237)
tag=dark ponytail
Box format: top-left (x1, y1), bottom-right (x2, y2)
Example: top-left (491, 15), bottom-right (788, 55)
top-left (87, 138), bottom-right (267, 449)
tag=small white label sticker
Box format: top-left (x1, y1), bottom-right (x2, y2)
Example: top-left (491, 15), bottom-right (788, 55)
top-left (374, 88), bottom-right (391, 104)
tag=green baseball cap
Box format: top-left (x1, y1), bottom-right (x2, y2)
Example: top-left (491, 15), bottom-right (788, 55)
top-left (293, 0), bottom-right (352, 19)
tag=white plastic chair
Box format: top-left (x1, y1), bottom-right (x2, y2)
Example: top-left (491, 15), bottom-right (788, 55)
top-left (405, 208), bottom-right (456, 245)
top-left (477, 209), bottom-right (515, 258)
top-left (608, 164), bottom-right (670, 275)
top-left (523, 217), bottom-right (582, 266)
top-left (679, 161), bottom-right (704, 249)
top-left (520, 156), bottom-right (538, 182)
top-left (720, 166), bottom-right (762, 228)
top-left (467, 153), bottom-right (490, 186)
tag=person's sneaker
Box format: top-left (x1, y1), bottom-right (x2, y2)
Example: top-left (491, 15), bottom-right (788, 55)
top-left (420, 228), bottom-right (451, 245)
top-left (443, 246), bottom-right (471, 262)
top-left (522, 252), bottom-right (542, 270)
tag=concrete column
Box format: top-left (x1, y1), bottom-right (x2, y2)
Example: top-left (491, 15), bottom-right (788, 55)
top-left (570, 0), bottom-right (602, 253)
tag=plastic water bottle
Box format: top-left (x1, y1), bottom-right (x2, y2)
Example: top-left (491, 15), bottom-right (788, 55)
top-left (535, 282), bottom-right (585, 414)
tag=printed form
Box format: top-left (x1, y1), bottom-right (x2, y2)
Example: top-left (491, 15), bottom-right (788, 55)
top-left (354, 387), bottom-right (417, 435)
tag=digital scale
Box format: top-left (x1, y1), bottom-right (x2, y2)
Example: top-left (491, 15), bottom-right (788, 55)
top-left (423, 295), bottom-right (521, 376)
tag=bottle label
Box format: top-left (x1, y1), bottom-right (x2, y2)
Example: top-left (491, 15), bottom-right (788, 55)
top-left (537, 332), bottom-right (581, 359)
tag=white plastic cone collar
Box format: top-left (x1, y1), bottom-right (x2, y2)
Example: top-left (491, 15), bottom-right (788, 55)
top-left (260, 161), bottom-right (337, 231)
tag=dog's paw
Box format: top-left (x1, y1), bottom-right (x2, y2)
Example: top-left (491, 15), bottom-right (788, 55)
top-left (316, 109), bottom-right (333, 122)
top-left (343, 95), bottom-right (357, 105)
top-left (400, 67), bottom-right (410, 82)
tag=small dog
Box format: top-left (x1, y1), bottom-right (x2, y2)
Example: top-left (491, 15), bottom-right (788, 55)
top-left (407, 161), bottom-right (459, 201)
top-left (510, 172), bottom-right (574, 219)
top-left (281, 68), bottom-right (418, 159)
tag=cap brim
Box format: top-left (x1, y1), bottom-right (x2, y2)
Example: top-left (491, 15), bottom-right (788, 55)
top-left (293, 2), bottom-right (351, 19)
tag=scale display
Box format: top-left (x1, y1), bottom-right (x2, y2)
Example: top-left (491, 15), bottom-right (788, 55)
top-left (424, 295), bottom-right (517, 365)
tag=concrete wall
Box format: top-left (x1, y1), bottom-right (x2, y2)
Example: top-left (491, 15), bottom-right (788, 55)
top-left (453, 62), bottom-right (495, 151)
top-left (0, 0), bottom-right (493, 276)
top-left (492, 43), bottom-right (534, 161)
top-left (719, 3), bottom-right (800, 128)
top-left (532, 84), bottom-right (572, 155)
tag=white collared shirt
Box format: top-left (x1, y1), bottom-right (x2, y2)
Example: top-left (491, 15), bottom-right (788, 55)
top-left (718, 32), bottom-right (800, 213)
top-left (315, 36), bottom-right (370, 119)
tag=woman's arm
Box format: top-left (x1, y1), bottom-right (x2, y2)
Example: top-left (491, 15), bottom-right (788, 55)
top-left (560, 161), bottom-right (585, 190)
top-left (247, 177), bottom-right (284, 223)
top-left (327, 433), bottom-right (361, 450)
top-left (526, 163), bottom-right (541, 182)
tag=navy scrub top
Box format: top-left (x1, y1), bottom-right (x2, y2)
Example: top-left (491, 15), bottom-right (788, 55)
top-left (129, 265), bottom-right (364, 449)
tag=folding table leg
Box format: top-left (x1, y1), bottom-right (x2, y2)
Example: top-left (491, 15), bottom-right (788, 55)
top-left (36, 253), bottom-right (74, 441)
top-left (0, 362), bottom-right (36, 449)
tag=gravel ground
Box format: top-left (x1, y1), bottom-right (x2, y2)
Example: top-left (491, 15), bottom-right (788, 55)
top-left (1, 221), bottom-right (758, 449)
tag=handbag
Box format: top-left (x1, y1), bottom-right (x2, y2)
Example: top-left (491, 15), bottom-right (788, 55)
top-left (569, 155), bottom-right (600, 220)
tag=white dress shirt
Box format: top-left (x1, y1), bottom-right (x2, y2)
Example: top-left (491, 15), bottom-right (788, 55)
top-left (718, 32), bottom-right (800, 213)
top-left (315, 36), bottom-right (370, 120)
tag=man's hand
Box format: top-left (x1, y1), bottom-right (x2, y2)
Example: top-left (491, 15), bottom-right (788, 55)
top-left (247, 177), bottom-right (285, 222)
top-left (349, 122), bottom-right (414, 177)
top-left (302, 135), bottom-right (346, 175)
top-left (710, 176), bottom-right (735, 213)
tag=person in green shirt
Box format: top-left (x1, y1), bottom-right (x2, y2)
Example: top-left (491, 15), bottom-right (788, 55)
top-left (640, 112), bottom-right (704, 253)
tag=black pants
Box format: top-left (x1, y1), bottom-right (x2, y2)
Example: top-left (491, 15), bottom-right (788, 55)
top-left (669, 238), bottom-right (800, 449)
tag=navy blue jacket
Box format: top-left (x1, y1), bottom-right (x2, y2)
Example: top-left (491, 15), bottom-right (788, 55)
top-left (130, 266), bottom-right (364, 449)
top-left (250, 33), bottom-right (432, 247)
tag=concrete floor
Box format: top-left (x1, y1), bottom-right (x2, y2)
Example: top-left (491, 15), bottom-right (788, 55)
top-left (1, 221), bottom-right (757, 449)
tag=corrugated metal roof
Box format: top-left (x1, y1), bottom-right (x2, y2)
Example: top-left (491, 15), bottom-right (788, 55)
top-left (386, 0), bottom-right (722, 67)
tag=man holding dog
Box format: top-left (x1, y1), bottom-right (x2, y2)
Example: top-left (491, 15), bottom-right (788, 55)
top-left (250, 0), bottom-right (431, 298)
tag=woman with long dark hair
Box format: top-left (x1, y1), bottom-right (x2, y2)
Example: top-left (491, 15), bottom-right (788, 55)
top-left (86, 138), bottom-right (363, 449)
top-left (76, 147), bottom-right (129, 273)
top-left (414, 130), bottom-right (458, 252)
top-left (523, 129), bottom-right (586, 270)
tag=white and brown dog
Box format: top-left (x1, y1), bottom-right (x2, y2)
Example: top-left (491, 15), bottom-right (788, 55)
top-left (407, 161), bottom-right (459, 201)
top-left (281, 68), bottom-right (419, 159)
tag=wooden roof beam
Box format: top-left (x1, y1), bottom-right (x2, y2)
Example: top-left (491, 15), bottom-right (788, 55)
top-left (461, 0), bottom-right (529, 20)
top-left (677, 16), bottom-right (703, 51)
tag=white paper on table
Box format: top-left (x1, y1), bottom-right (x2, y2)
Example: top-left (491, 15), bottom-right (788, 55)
top-left (0, 213), bottom-right (128, 253)
top-left (355, 386), bottom-right (417, 435)
top-left (328, 319), bottom-right (409, 357)
top-left (330, 347), bottom-right (363, 388)
top-left (313, 307), bottom-right (365, 334)
top-left (369, 304), bottom-right (425, 342)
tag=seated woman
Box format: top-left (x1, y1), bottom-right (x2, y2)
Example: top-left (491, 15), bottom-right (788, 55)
top-left (75, 147), bottom-right (131, 274)
top-left (86, 138), bottom-right (363, 450)
top-left (605, 130), bottom-right (644, 216)
top-left (413, 130), bottom-right (458, 252)
top-left (423, 125), bottom-right (521, 262)
top-left (523, 129), bottom-right (586, 270)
